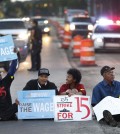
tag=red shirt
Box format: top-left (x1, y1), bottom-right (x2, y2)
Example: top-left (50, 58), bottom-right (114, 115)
top-left (59, 83), bottom-right (86, 95)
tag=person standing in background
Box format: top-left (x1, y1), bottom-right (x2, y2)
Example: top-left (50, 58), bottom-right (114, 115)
top-left (28, 19), bottom-right (42, 71)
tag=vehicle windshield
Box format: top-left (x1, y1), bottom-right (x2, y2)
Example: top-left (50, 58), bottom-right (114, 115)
top-left (72, 17), bottom-right (91, 23)
top-left (94, 25), bottom-right (120, 33)
top-left (0, 21), bottom-right (26, 29)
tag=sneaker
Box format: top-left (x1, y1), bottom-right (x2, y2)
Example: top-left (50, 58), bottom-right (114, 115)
top-left (103, 110), bottom-right (117, 127)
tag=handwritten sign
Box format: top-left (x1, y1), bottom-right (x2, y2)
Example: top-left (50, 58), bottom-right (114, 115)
top-left (93, 96), bottom-right (120, 121)
top-left (0, 35), bottom-right (17, 61)
top-left (18, 90), bottom-right (55, 119)
top-left (54, 95), bottom-right (92, 122)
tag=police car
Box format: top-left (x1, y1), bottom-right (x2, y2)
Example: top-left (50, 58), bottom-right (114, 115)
top-left (91, 18), bottom-right (120, 52)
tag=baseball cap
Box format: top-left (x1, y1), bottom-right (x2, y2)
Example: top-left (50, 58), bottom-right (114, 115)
top-left (100, 66), bottom-right (115, 76)
top-left (38, 68), bottom-right (50, 76)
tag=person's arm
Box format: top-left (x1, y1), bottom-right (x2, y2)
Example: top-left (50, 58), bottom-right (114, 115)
top-left (2, 59), bottom-right (18, 88)
top-left (59, 85), bottom-right (74, 96)
top-left (91, 86), bottom-right (102, 106)
top-left (78, 84), bottom-right (86, 95)
top-left (31, 28), bottom-right (35, 41)
top-left (8, 59), bottom-right (18, 76)
top-left (23, 81), bottom-right (32, 90)
top-left (52, 83), bottom-right (58, 95)
top-left (59, 85), bottom-right (68, 95)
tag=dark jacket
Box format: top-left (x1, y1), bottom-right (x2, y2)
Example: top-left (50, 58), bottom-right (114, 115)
top-left (0, 59), bottom-right (18, 116)
top-left (32, 25), bottom-right (42, 50)
top-left (23, 79), bottom-right (58, 95)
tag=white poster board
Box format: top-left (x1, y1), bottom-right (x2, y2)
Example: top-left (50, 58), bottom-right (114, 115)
top-left (93, 96), bottom-right (120, 121)
top-left (54, 95), bottom-right (92, 122)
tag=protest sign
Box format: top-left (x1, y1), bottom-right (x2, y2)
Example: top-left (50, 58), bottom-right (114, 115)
top-left (54, 95), bottom-right (92, 122)
top-left (18, 90), bottom-right (55, 119)
top-left (93, 96), bottom-right (120, 121)
top-left (0, 35), bottom-right (17, 61)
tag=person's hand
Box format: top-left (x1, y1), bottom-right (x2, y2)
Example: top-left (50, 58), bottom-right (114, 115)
top-left (68, 92), bottom-right (74, 97)
top-left (13, 47), bottom-right (19, 53)
top-left (15, 98), bottom-right (20, 105)
top-left (71, 88), bottom-right (78, 94)
top-left (66, 89), bottom-right (72, 94)
top-left (65, 89), bottom-right (74, 97)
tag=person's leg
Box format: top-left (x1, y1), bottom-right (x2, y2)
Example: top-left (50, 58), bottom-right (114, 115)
top-left (0, 103), bottom-right (18, 121)
top-left (36, 52), bottom-right (41, 70)
top-left (113, 114), bottom-right (120, 122)
top-left (30, 50), bottom-right (37, 70)
top-left (103, 110), bottom-right (117, 127)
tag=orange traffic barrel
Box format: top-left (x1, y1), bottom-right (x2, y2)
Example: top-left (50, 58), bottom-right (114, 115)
top-left (58, 26), bottom-right (64, 40)
top-left (62, 30), bottom-right (72, 49)
top-left (80, 39), bottom-right (96, 66)
top-left (72, 35), bottom-right (83, 57)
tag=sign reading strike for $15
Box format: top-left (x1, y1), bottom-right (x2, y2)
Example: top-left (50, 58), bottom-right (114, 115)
top-left (54, 95), bottom-right (92, 122)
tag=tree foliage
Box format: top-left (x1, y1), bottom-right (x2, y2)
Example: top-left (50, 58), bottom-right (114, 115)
top-left (1, 0), bottom-right (87, 17)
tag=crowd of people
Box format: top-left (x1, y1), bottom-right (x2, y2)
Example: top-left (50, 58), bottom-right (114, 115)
top-left (0, 19), bottom-right (120, 128)
top-left (1, 59), bottom-right (120, 128)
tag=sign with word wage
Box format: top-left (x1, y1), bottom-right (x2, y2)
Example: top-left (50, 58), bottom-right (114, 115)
top-left (54, 95), bottom-right (92, 122)
top-left (0, 35), bottom-right (17, 62)
top-left (18, 90), bottom-right (55, 119)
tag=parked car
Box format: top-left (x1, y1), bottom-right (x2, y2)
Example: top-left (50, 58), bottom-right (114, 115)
top-left (0, 18), bottom-right (30, 71)
top-left (31, 16), bottom-right (51, 35)
top-left (91, 18), bottom-right (120, 52)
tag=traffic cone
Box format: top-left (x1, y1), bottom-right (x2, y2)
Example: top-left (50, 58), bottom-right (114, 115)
top-left (62, 30), bottom-right (72, 49)
top-left (80, 39), bottom-right (96, 66)
top-left (72, 35), bottom-right (83, 57)
top-left (58, 26), bottom-right (64, 40)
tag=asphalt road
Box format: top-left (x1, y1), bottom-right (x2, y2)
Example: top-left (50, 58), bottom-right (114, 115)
top-left (0, 24), bottom-right (120, 134)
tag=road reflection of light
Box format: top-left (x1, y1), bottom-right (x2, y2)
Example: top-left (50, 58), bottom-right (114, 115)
top-left (23, 62), bottom-right (29, 66)
top-left (19, 61), bottom-right (30, 71)
top-left (43, 35), bottom-right (51, 47)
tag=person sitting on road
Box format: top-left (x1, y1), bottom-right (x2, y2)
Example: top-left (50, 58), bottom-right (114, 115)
top-left (23, 68), bottom-right (58, 95)
top-left (0, 50), bottom-right (19, 121)
top-left (92, 66), bottom-right (120, 127)
top-left (59, 68), bottom-right (86, 96)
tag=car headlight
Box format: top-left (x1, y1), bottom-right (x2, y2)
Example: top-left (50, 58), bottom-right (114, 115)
top-left (44, 27), bottom-right (50, 32)
top-left (17, 33), bottom-right (28, 40)
top-left (44, 20), bottom-right (48, 24)
top-left (88, 24), bottom-right (93, 31)
top-left (70, 24), bottom-right (75, 31)
top-left (95, 38), bottom-right (103, 43)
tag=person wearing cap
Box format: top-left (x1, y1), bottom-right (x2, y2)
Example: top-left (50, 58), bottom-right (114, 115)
top-left (23, 68), bottom-right (58, 95)
top-left (92, 66), bottom-right (120, 127)
top-left (59, 68), bottom-right (86, 96)
top-left (0, 49), bottom-right (19, 121)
